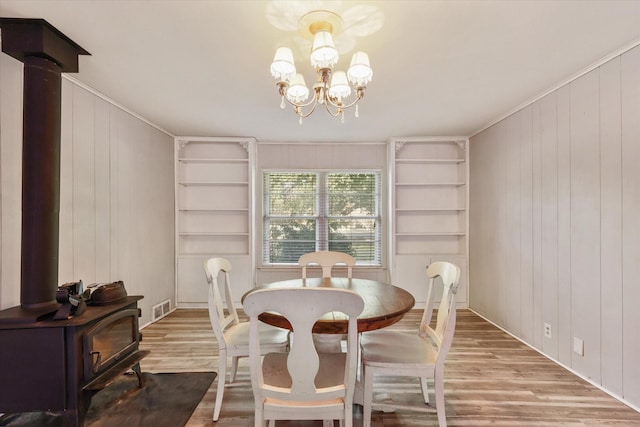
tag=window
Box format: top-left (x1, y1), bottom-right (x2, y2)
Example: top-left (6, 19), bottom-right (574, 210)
top-left (263, 171), bottom-right (382, 265)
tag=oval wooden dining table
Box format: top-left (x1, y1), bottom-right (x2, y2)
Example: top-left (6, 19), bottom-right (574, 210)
top-left (241, 277), bottom-right (415, 335)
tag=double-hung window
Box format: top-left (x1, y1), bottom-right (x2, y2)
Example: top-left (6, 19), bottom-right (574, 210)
top-left (263, 170), bottom-right (382, 265)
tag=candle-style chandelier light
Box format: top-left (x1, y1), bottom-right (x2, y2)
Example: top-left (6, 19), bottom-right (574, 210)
top-left (270, 10), bottom-right (373, 124)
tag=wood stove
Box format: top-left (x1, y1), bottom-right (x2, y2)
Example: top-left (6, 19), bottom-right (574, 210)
top-left (0, 19), bottom-right (149, 426)
top-left (0, 297), bottom-right (148, 427)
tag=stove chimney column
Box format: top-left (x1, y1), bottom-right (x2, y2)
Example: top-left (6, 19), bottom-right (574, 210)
top-left (0, 18), bottom-right (90, 311)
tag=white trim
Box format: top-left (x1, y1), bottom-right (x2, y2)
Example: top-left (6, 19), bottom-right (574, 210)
top-left (470, 309), bottom-right (640, 414)
top-left (62, 74), bottom-right (175, 138)
top-left (470, 37), bottom-right (640, 138)
top-left (388, 136), bottom-right (469, 143)
top-left (256, 140), bottom-right (386, 146)
top-left (174, 135), bottom-right (256, 143)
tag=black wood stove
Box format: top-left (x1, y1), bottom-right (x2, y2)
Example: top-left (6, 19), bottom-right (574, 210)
top-left (0, 19), bottom-right (148, 426)
top-left (0, 296), bottom-right (148, 426)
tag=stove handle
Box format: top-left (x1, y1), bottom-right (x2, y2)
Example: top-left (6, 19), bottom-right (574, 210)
top-left (90, 351), bottom-right (102, 373)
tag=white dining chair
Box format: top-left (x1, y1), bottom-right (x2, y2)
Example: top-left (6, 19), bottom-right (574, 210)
top-left (298, 251), bottom-right (357, 353)
top-left (204, 257), bottom-right (289, 422)
top-left (243, 287), bottom-right (364, 427)
top-left (360, 261), bottom-right (460, 427)
top-left (298, 250), bottom-right (356, 279)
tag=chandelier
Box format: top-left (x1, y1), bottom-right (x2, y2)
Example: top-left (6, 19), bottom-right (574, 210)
top-left (270, 10), bottom-right (373, 124)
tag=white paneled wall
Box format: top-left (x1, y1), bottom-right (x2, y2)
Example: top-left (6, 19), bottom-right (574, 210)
top-left (470, 45), bottom-right (640, 408)
top-left (0, 54), bottom-right (23, 308)
top-left (0, 55), bottom-right (175, 326)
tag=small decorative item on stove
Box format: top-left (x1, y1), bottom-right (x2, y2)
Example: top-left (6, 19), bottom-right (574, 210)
top-left (84, 281), bottom-right (128, 306)
top-left (53, 279), bottom-right (87, 320)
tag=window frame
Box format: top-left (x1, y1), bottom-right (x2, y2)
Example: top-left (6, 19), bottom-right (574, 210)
top-left (262, 169), bottom-right (383, 266)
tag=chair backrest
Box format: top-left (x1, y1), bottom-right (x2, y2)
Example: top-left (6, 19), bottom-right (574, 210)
top-left (243, 287), bottom-right (364, 404)
top-left (298, 251), bottom-right (356, 279)
top-left (204, 257), bottom-right (239, 347)
top-left (420, 261), bottom-right (460, 360)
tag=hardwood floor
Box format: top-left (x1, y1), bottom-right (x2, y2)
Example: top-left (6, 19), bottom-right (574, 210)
top-left (139, 309), bottom-right (640, 426)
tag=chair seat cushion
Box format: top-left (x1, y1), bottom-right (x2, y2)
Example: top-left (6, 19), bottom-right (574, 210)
top-left (361, 330), bottom-right (438, 367)
top-left (225, 321), bottom-right (289, 350)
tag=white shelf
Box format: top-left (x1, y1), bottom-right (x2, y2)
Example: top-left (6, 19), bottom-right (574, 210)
top-left (178, 158), bottom-right (248, 164)
top-left (179, 232), bottom-right (249, 236)
top-left (395, 182), bottom-right (465, 187)
top-left (395, 208), bottom-right (465, 212)
top-left (179, 208), bottom-right (248, 212)
top-left (396, 232), bottom-right (465, 236)
top-left (178, 251), bottom-right (247, 257)
top-left (176, 138), bottom-right (253, 260)
top-left (390, 137), bottom-right (469, 305)
top-left (395, 158), bottom-right (465, 164)
top-left (178, 181), bottom-right (248, 186)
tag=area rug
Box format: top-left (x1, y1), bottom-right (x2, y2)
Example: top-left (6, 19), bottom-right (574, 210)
top-left (0, 371), bottom-right (216, 427)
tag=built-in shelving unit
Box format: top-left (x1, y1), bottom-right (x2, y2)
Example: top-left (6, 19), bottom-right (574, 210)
top-left (388, 137), bottom-right (469, 306)
top-left (175, 137), bottom-right (256, 307)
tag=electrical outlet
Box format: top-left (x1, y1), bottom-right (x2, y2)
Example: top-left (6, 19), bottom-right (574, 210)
top-left (544, 323), bottom-right (552, 339)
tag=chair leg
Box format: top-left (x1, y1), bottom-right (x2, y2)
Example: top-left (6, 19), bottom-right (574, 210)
top-left (362, 365), bottom-right (374, 427)
top-left (420, 377), bottom-right (430, 404)
top-left (213, 352), bottom-right (227, 421)
top-left (230, 355), bottom-right (239, 382)
top-left (344, 404), bottom-right (353, 427)
top-left (254, 407), bottom-right (265, 427)
top-left (434, 368), bottom-right (447, 427)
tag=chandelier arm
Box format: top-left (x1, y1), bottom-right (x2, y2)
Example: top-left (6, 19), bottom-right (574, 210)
top-left (295, 97), bottom-right (320, 118)
top-left (324, 87), bottom-right (366, 110)
top-left (278, 83), bottom-right (318, 109)
top-left (283, 95), bottom-right (318, 109)
top-left (322, 101), bottom-right (343, 117)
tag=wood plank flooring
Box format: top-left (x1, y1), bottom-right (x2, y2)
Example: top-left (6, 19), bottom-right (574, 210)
top-left (139, 309), bottom-right (640, 426)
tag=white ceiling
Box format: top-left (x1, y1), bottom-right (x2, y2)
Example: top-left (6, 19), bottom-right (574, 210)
top-left (2, 0), bottom-right (640, 142)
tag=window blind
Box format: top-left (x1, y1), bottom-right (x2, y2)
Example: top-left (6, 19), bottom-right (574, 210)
top-left (263, 171), bottom-right (381, 265)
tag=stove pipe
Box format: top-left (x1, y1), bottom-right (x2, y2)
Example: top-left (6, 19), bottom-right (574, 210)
top-left (0, 18), bottom-right (90, 312)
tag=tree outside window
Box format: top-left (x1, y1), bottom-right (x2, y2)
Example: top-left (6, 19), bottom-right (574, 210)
top-left (263, 171), bottom-right (381, 265)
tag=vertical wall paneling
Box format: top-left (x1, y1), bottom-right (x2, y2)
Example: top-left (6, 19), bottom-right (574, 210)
top-left (569, 69), bottom-right (601, 381)
top-left (471, 46), bottom-right (640, 409)
top-left (621, 45), bottom-right (640, 404)
top-left (468, 129), bottom-right (491, 315)
top-left (109, 105), bottom-right (120, 279)
top-left (469, 125), bottom-right (502, 318)
top-left (540, 92), bottom-right (559, 358)
top-left (0, 56), bottom-right (22, 308)
top-left (94, 98), bottom-right (111, 281)
top-left (532, 100), bottom-right (543, 350)
top-left (599, 57), bottom-right (623, 396)
top-left (59, 78), bottom-right (74, 282)
top-left (114, 109), bottom-right (134, 289)
top-left (0, 62), bottom-right (175, 324)
top-left (556, 84), bottom-right (572, 365)
top-left (71, 86), bottom-right (97, 282)
top-left (133, 125), bottom-right (176, 313)
top-left (504, 114), bottom-right (522, 334)
top-left (519, 106), bottom-right (534, 343)
top-left (493, 121), bottom-right (509, 327)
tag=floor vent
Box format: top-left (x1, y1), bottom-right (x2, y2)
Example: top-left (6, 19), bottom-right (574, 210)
top-left (152, 299), bottom-right (171, 322)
